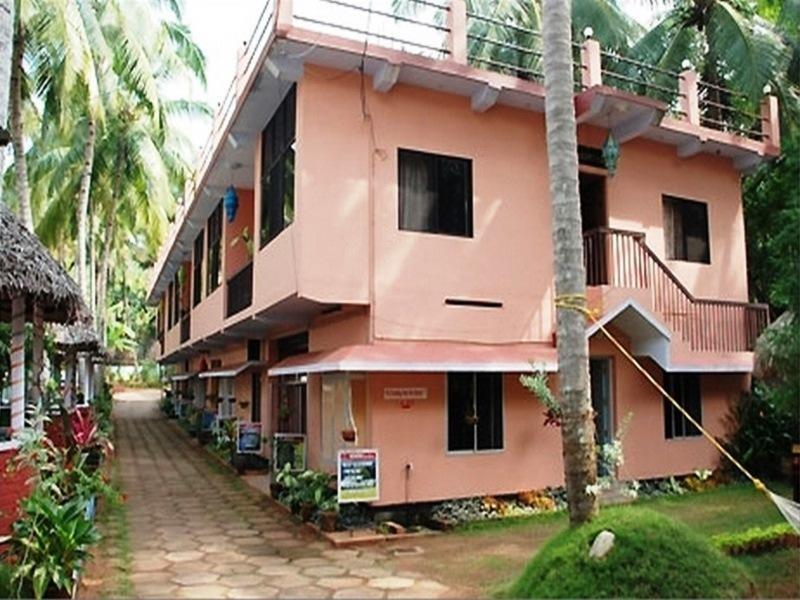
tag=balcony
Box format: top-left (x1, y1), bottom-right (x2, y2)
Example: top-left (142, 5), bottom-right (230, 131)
top-left (227, 262), bottom-right (253, 318)
top-left (583, 228), bottom-right (769, 353)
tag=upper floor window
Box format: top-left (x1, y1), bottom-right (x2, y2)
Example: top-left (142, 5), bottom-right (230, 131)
top-left (172, 271), bottom-right (181, 323)
top-left (399, 149), bottom-right (473, 237)
top-left (261, 85), bottom-right (296, 248)
top-left (447, 372), bottom-right (503, 452)
top-left (167, 283), bottom-right (174, 328)
top-left (207, 202), bottom-right (223, 294)
top-left (193, 232), bottom-right (204, 307)
top-left (663, 373), bottom-right (702, 439)
top-left (663, 196), bottom-right (710, 263)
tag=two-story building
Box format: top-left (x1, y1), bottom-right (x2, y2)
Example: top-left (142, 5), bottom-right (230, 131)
top-left (148, 0), bottom-right (778, 507)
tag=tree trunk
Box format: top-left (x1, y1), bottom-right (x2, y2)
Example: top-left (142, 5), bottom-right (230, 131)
top-left (542, 0), bottom-right (598, 524)
top-left (10, 13), bottom-right (32, 231)
top-left (96, 143), bottom-right (123, 345)
top-left (76, 116), bottom-right (97, 300)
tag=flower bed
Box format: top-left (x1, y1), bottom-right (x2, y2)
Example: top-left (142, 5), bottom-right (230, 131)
top-left (0, 381), bottom-right (117, 599)
top-left (712, 523), bottom-right (800, 555)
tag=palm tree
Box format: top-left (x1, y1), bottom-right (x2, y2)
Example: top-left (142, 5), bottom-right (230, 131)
top-left (628, 0), bottom-right (794, 129)
top-left (0, 0), bottom-right (13, 187)
top-left (541, 0), bottom-right (598, 524)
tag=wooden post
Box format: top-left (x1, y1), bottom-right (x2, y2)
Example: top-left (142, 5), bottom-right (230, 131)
top-left (447, 0), bottom-right (467, 65)
top-left (679, 69), bottom-right (700, 126)
top-left (760, 95), bottom-right (780, 149)
top-left (10, 296), bottom-right (25, 433)
top-left (64, 349), bottom-right (76, 409)
top-left (81, 354), bottom-right (90, 405)
top-left (29, 302), bottom-right (43, 410)
top-left (581, 39), bottom-right (602, 88)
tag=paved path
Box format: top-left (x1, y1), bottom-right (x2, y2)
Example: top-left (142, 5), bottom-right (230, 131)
top-left (115, 395), bottom-right (453, 599)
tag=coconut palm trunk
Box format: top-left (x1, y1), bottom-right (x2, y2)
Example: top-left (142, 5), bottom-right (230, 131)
top-left (542, 0), bottom-right (598, 524)
top-left (0, 0), bottom-right (12, 130)
top-left (76, 116), bottom-right (97, 300)
top-left (10, 12), bottom-right (32, 231)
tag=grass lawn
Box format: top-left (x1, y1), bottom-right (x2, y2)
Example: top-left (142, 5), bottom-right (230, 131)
top-left (392, 483), bottom-right (799, 598)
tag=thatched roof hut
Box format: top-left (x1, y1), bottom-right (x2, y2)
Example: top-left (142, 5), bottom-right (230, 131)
top-left (0, 203), bottom-right (88, 323)
top-left (53, 322), bottom-right (101, 352)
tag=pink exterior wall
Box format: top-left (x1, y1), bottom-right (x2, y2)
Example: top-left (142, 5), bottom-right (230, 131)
top-left (191, 286), bottom-right (224, 343)
top-left (589, 331), bottom-right (743, 481)
top-left (578, 126), bottom-right (749, 302)
top-left (295, 71), bottom-right (370, 306)
top-left (308, 309), bottom-right (370, 352)
top-left (368, 372), bottom-right (564, 505)
top-left (224, 188), bottom-right (255, 281)
top-left (298, 67), bottom-right (555, 345)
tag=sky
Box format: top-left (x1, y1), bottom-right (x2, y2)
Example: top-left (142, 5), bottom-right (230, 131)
top-left (177, 0), bottom-right (661, 152)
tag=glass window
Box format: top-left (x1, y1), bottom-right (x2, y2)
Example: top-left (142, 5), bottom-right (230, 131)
top-left (260, 86), bottom-right (296, 247)
top-left (399, 149), bottom-right (473, 237)
top-left (206, 202), bottom-right (223, 294)
top-left (663, 196), bottom-right (710, 263)
top-left (663, 373), bottom-right (702, 439)
top-left (447, 373), bottom-right (503, 452)
top-left (192, 232), bottom-right (204, 307)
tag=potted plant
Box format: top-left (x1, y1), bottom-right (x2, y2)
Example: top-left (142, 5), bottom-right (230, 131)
top-left (318, 497), bottom-right (339, 532)
top-left (341, 429), bottom-right (356, 442)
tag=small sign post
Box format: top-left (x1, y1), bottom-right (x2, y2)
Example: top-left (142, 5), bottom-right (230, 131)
top-left (237, 422), bottom-right (262, 454)
top-left (337, 449), bottom-right (379, 503)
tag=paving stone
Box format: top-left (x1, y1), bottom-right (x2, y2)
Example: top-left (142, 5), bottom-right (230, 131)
top-left (130, 570), bottom-right (175, 584)
top-left (351, 567), bottom-right (394, 579)
top-left (333, 586), bottom-right (386, 599)
top-left (167, 561), bottom-right (211, 575)
top-left (171, 571), bottom-right (221, 586)
top-left (278, 585), bottom-right (331, 599)
top-left (246, 555), bottom-right (289, 567)
top-left (211, 562), bottom-right (258, 575)
top-left (256, 564), bottom-right (301, 577)
top-left (136, 582), bottom-right (179, 597)
top-left (165, 550), bottom-right (205, 563)
top-left (227, 586), bottom-right (280, 599)
top-left (317, 577), bottom-right (368, 590)
top-left (177, 584), bottom-right (232, 598)
top-left (223, 573), bottom-right (267, 587)
top-left (270, 573), bottom-right (314, 589)
top-left (132, 557), bottom-right (170, 572)
top-left (368, 577), bottom-right (416, 591)
top-left (304, 565), bottom-right (348, 577)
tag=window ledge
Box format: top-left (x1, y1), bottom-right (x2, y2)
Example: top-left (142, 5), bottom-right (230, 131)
top-left (446, 448), bottom-right (505, 456)
top-left (0, 440), bottom-right (20, 453)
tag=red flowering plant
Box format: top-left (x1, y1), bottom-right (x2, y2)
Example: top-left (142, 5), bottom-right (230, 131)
top-left (70, 407), bottom-right (114, 459)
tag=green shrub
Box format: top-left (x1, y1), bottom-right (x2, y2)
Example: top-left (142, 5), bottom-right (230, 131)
top-left (10, 491), bottom-right (100, 599)
top-left (712, 523), bottom-right (799, 555)
top-left (507, 508), bottom-right (751, 599)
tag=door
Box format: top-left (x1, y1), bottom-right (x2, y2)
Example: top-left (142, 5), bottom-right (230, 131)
top-left (590, 358), bottom-right (614, 474)
top-left (580, 172), bottom-right (608, 285)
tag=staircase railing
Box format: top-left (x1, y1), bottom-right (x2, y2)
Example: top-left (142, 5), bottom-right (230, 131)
top-left (583, 227), bottom-right (769, 352)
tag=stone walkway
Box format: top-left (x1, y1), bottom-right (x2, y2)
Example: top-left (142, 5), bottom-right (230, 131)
top-left (115, 395), bottom-right (453, 599)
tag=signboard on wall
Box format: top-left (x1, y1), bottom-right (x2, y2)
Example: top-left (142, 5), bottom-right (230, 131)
top-left (383, 387), bottom-right (427, 401)
top-left (338, 449), bottom-right (379, 503)
top-left (237, 422), bottom-right (262, 454)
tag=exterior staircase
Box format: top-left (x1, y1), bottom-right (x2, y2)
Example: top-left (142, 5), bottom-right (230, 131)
top-left (583, 228), bottom-right (769, 353)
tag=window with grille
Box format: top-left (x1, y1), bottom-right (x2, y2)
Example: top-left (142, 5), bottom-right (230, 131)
top-left (447, 372), bottom-right (503, 452)
top-left (260, 85), bottom-right (296, 247)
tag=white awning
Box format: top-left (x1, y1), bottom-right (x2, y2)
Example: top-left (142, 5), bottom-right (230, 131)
top-left (198, 361), bottom-right (266, 379)
top-left (170, 372), bottom-right (198, 382)
top-left (268, 341), bottom-right (557, 376)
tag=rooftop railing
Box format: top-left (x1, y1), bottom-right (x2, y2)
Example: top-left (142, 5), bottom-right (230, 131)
top-left (152, 0), bottom-right (780, 302)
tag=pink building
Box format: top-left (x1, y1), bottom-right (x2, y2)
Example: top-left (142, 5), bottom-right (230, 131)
top-left (148, 0), bottom-right (779, 506)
